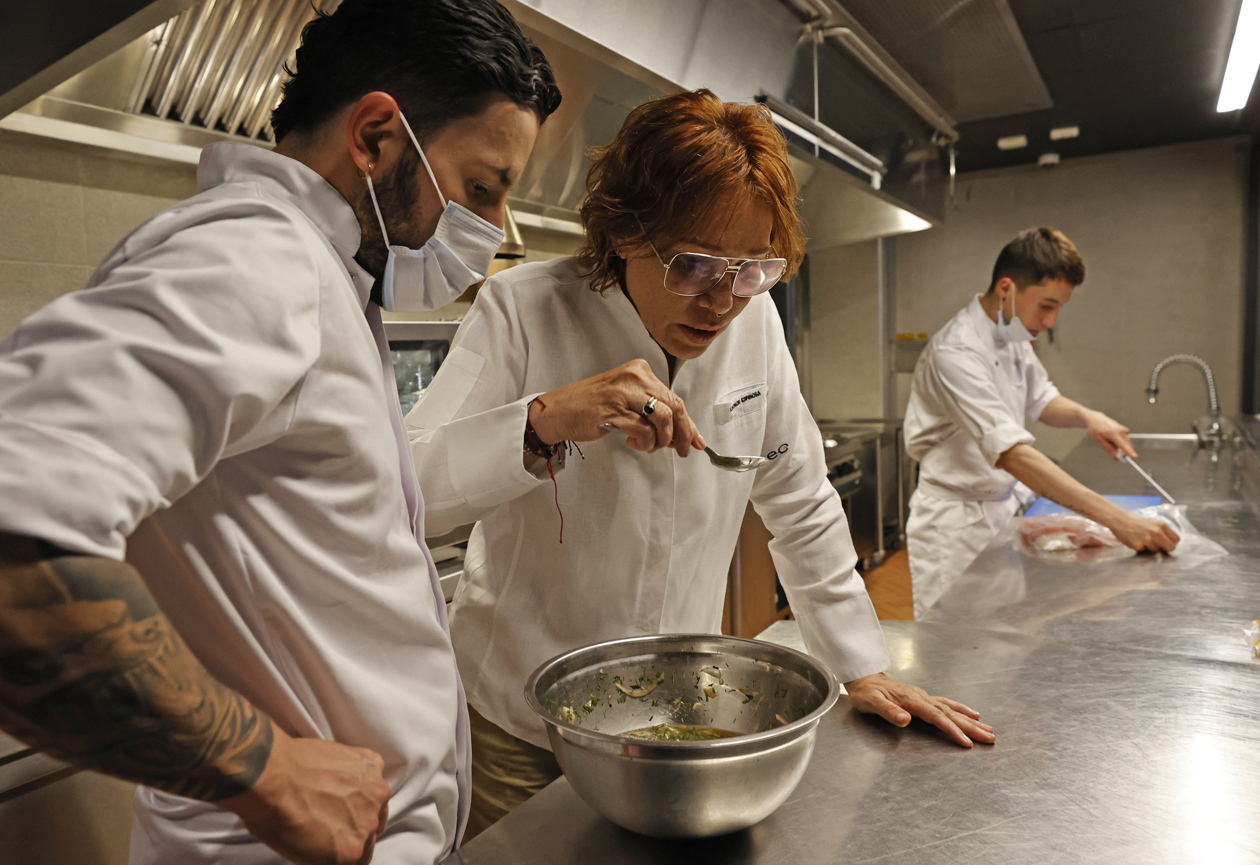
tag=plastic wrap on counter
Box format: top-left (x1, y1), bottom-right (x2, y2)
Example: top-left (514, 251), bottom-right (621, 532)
top-left (1016, 504), bottom-right (1227, 566)
top-left (1245, 620), bottom-right (1260, 661)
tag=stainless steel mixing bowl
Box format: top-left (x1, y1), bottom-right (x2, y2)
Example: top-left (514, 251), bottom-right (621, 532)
top-left (524, 633), bottom-right (840, 837)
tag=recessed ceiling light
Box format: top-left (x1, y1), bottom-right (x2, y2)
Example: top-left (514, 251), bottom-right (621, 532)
top-left (997, 134), bottom-right (1028, 150)
top-left (1050, 126), bottom-right (1080, 140)
top-left (1218, 0), bottom-right (1260, 112)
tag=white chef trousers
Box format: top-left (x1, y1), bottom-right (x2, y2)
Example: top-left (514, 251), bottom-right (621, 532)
top-left (906, 486), bottom-right (1021, 618)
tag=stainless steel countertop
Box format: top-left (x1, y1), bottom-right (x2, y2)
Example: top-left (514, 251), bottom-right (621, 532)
top-left (924, 435), bottom-right (1260, 665)
top-left (444, 436), bottom-right (1260, 865)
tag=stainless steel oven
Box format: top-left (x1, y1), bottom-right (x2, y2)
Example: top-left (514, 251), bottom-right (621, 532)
top-left (818, 420), bottom-right (912, 571)
top-left (383, 320), bottom-right (460, 415)
top-left (384, 319), bottom-right (468, 598)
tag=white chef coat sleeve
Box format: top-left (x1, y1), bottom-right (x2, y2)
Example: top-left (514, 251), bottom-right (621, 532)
top-left (1023, 347), bottom-right (1060, 421)
top-left (406, 275), bottom-right (551, 538)
top-left (925, 345), bottom-right (1034, 465)
top-left (747, 305), bottom-right (890, 683)
top-left (0, 201), bottom-right (322, 559)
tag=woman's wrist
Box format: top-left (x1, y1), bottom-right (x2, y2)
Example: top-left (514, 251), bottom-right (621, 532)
top-left (525, 397), bottom-right (562, 456)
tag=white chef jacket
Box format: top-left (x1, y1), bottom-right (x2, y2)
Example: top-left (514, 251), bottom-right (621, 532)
top-left (903, 295), bottom-right (1059, 616)
top-left (0, 143), bottom-right (468, 864)
top-left (407, 257), bottom-right (890, 748)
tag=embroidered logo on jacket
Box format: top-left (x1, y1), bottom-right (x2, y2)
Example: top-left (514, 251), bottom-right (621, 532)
top-left (713, 383), bottom-right (769, 426)
top-left (730, 389), bottom-right (763, 412)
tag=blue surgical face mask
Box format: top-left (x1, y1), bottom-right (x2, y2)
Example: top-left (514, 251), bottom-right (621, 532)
top-left (365, 109), bottom-right (505, 312)
top-left (996, 288), bottom-right (1036, 345)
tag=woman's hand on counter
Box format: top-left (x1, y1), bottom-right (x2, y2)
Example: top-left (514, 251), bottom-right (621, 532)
top-left (221, 723), bottom-right (391, 865)
top-left (843, 673), bottom-right (995, 748)
top-left (529, 359), bottom-right (704, 456)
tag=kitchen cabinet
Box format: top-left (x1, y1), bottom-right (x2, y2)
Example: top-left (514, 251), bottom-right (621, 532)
top-left (722, 504), bottom-right (784, 638)
top-left (0, 730), bottom-right (133, 865)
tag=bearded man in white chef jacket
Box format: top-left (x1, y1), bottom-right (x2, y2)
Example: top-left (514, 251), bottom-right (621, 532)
top-left (904, 227), bottom-right (1179, 618)
top-left (408, 89), bottom-right (996, 838)
top-left (0, 2), bottom-right (561, 863)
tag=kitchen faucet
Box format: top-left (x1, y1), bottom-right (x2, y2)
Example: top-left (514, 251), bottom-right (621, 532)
top-left (1145, 353), bottom-right (1228, 444)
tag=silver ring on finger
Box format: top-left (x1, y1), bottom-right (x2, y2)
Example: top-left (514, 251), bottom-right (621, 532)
top-left (642, 395), bottom-right (658, 416)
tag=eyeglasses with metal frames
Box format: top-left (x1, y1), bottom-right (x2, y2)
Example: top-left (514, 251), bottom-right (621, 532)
top-left (648, 242), bottom-right (788, 298)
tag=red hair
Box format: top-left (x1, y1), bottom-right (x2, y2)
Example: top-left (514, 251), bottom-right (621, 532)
top-left (575, 89), bottom-right (805, 294)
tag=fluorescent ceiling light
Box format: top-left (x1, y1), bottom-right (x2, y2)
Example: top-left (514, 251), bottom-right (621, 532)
top-left (997, 134), bottom-right (1028, 150)
top-left (1218, 0), bottom-right (1260, 112)
top-left (1050, 126), bottom-right (1080, 140)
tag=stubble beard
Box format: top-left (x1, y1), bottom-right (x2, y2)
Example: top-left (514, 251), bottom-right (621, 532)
top-left (354, 148), bottom-right (423, 283)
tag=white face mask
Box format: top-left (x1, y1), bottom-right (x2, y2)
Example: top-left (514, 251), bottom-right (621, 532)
top-left (365, 110), bottom-right (505, 312)
top-left (996, 287), bottom-right (1036, 345)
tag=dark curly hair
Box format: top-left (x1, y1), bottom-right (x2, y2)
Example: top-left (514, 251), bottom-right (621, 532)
top-left (576, 89), bottom-right (806, 295)
top-left (271, 0), bottom-right (562, 144)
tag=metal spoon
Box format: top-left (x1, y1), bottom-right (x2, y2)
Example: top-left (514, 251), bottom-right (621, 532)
top-left (598, 424), bottom-right (766, 472)
top-left (700, 446), bottom-right (767, 472)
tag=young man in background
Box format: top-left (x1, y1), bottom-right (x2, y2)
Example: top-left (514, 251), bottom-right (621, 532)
top-left (905, 227), bottom-right (1178, 618)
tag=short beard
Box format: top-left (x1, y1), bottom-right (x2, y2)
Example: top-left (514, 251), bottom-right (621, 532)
top-left (354, 147), bottom-right (422, 299)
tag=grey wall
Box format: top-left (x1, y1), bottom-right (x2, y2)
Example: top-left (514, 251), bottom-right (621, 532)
top-left (810, 240), bottom-right (884, 422)
top-left (0, 130), bottom-right (196, 337)
top-left (895, 135), bottom-right (1248, 459)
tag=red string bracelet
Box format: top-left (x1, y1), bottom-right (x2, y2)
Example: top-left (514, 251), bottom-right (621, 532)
top-left (546, 456), bottom-right (562, 544)
top-left (531, 397), bottom-right (563, 543)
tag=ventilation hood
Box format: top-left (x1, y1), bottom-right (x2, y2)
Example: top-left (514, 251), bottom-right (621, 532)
top-left (0, 0), bottom-right (935, 249)
top-left (0, 0), bottom-right (336, 161)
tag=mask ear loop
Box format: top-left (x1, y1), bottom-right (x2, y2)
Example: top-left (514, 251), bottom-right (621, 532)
top-left (397, 110), bottom-right (448, 209)
top-left (364, 166), bottom-right (391, 248)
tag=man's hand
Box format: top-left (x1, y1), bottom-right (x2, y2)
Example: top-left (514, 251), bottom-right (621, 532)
top-left (529, 359), bottom-right (704, 455)
top-left (1109, 511), bottom-right (1180, 553)
top-left (843, 673), bottom-right (995, 748)
top-left (221, 724), bottom-right (391, 865)
top-left (1083, 409), bottom-right (1136, 460)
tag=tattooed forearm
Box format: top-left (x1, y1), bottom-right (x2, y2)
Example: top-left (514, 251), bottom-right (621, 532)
top-left (0, 532), bottom-right (273, 801)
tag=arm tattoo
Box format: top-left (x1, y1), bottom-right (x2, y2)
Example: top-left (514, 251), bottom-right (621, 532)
top-left (0, 533), bottom-right (273, 801)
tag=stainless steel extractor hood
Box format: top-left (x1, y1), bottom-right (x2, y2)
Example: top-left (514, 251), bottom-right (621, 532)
top-left (0, 0), bottom-right (936, 249)
top-left (0, 0), bottom-right (201, 119)
top-left (1, 0), bottom-right (337, 161)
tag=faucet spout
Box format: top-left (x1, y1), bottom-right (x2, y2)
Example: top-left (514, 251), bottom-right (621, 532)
top-left (1147, 353), bottom-right (1227, 443)
top-left (1146, 353), bottom-right (1219, 419)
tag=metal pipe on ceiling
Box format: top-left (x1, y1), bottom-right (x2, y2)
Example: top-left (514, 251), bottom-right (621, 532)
top-left (756, 91), bottom-right (885, 184)
top-left (797, 0), bottom-right (960, 143)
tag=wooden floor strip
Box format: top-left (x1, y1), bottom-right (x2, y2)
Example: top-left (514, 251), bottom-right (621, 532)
top-left (862, 548), bottom-right (914, 621)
